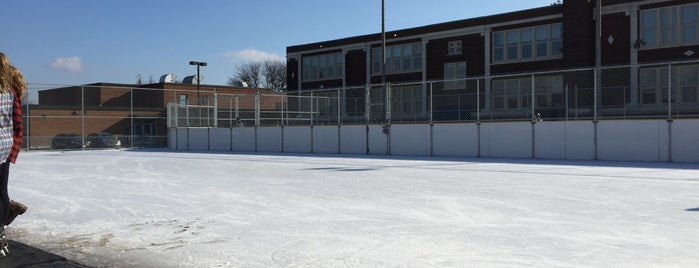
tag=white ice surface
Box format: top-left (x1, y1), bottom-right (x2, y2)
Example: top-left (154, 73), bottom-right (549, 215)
top-left (6, 149), bottom-right (699, 267)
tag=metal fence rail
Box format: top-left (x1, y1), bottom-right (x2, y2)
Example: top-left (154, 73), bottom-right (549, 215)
top-left (169, 60), bottom-right (699, 128)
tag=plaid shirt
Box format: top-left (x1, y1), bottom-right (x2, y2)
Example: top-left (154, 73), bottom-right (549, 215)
top-left (7, 87), bottom-right (22, 163)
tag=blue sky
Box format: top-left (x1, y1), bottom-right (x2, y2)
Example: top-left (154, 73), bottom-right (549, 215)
top-left (3, 0), bottom-right (555, 91)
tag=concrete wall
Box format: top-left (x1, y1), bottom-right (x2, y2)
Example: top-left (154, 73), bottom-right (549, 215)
top-left (168, 119), bottom-right (699, 163)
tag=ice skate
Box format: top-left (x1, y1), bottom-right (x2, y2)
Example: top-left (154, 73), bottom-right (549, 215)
top-left (7, 200), bottom-right (27, 225)
top-left (0, 227), bottom-right (8, 257)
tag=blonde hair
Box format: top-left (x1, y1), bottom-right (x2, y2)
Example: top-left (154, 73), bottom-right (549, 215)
top-left (10, 66), bottom-right (26, 99)
top-left (0, 52), bottom-right (27, 99)
top-left (0, 52), bottom-right (11, 93)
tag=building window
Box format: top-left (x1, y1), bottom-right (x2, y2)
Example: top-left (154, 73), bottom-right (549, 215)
top-left (391, 85), bottom-right (425, 117)
top-left (641, 4), bottom-right (698, 48)
top-left (640, 65), bottom-right (698, 105)
top-left (371, 42), bottom-right (423, 75)
top-left (491, 76), bottom-right (562, 110)
top-left (179, 94), bottom-right (187, 105)
top-left (448, 40), bottom-right (462, 55)
top-left (444, 62), bottom-right (466, 90)
top-left (492, 23), bottom-right (563, 63)
top-left (302, 53), bottom-right (344, 81)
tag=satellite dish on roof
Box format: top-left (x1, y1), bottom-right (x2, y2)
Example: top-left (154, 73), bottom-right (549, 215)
top-left (183, 75), bottom-right (204, 84)
top-left (241, 81), bottom-right (248, 87)
top-left (159, 73), bottom-right (177, 83)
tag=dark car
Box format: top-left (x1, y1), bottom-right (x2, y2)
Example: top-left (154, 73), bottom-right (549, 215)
top-left (51, 134), bottom-right (87, 149)
top-left (87, 132), bottom-right (122, 148)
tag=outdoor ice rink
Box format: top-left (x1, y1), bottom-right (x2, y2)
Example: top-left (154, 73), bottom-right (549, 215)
top-left (6, 149), bottom-right (699, 267)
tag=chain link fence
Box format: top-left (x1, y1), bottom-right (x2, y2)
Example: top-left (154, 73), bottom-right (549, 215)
top-left (24, 84), bottom-right (199, 150)
top-left (169, 60), bottom-right (699, 128)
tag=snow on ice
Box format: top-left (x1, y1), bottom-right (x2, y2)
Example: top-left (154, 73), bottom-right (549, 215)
top-left (6, 149), bottom-right (699, 267)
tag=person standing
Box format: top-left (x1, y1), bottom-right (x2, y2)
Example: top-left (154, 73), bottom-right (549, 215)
top-left (7, 66), bottom-right (27, 226)
top-left (0, 52), bottom-right (26, 256)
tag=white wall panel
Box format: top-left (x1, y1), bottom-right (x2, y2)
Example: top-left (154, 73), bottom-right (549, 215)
top-left (313, 126), bottom-right (340, 154)
top-left (231, 128), bottom-right (256, 152)
top-left (481, 122), bottom-right (532, 158)
top-left (534, 122), bottom-right (565, 159)
top-left (390, 125), bottom-right (431, 156)
top-left (168, 129), bottom-right (177, 150)
top-left (432, 124), bottom-right (478, 157)
top-left (209, 128), bottom-right (231, 151)
top-left (368, 125), bottom-right (388, 155)
top-left (340, 125), bottom-right (366, 154)
top-left (671, 120), bottom-right (699, 163)
top-left (171, 119), bottom-right (699, 163)
top-left (564, 122), bottom-right (595, 160)
top-left (597, 120), bottom-right (668, 162)
top-left (188, 128), bottom-right (209, 151)
top-left (256, 127), bottom-right (282, 152)
top-left (283, 127), bottom-right (312, 153)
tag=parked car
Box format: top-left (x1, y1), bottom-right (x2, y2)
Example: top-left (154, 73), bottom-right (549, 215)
top-left (51, 134), bottom-right (88, 149)
top-left (87, 132), bottom-right (122, 148)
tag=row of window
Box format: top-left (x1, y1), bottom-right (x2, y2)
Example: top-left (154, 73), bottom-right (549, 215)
top-left (310, 66), bottom-right (698, 119)
top-left (302, 53), bottom-right (344, 82)
top-left (366, 67), bottom-right (698, 114)
top-left (641, 3), bottom-right (698, 48)
top-left (492, 23), bottom-right (563, 63)
top-left (487, 66), bottom-right (698, 111)
top-left (640, 65), bottom-right (699, 104)
top-left (370, 43), bottom-right (424, 75)
top-left (491, 76), bottom-right (564, 110)
top-left (301, 23), bottom-right (563, 83)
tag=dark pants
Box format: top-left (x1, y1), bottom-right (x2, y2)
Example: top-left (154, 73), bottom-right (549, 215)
top-left (0, 162), bottom-right (9, 227)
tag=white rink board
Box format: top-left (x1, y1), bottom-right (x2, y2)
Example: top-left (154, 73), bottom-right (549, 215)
top-left (340, 125), bottom-right (366, 154)
top-left (187, 128), bottom-right (209, 151)
top-left (597, 120), bottom-right (669, 162)
top-left (431, 123), bottom-right (478, 157)
top-left (209, 128), bottom-right (231, 151)
top-left (390, 124), bottom-right (431, 156)
top-left (670, 120), bottom-right (699, 162)
top-left (480, 122), bottom-right (532, 158)
top-left (256, 127), bottom-right (282, 152)
top-left (231, 128), bottom-right (256, 152)
top-left (283, 127), bottom-right (312, 153)
top-left (168, 129), bottom-right (177, 150)
top-left (368, 125), bottom-right (388, 155)
top-left (564, 121), bottom-right (595, 160)
top-left (170, 119), bottom-right (699, 163)
top-left (313, 126), bottom-right (340, 154)
top-left (534, 123), bottom-right (566, 159)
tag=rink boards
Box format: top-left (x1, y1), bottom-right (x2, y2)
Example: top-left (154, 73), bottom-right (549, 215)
top-left (169, 119), bottom-right (699, 163)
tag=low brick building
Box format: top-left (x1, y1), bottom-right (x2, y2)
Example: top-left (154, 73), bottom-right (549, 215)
top-left (26, 82), bottom-right (277, 149)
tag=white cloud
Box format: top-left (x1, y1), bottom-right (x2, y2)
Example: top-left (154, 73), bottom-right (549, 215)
top-left (50, 56), bottom-right (83, 73)
top-left (224, 49), bottom-right (283, 62)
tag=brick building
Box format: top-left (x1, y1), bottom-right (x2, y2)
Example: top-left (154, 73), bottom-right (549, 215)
top-left (27, 82), bottom-right (277, 149)
top-left (286, 0), bottom-right (699, 121)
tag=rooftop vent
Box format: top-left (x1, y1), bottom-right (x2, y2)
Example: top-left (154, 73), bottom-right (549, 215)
top-left (159, 73), bottom-right (177, 83)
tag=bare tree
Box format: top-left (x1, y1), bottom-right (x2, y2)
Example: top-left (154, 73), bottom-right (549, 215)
top-left (227, 62), bottom-right (262, 88)
top-left (228, 60), bottom-right (286, 91)
top-left (262, 60), bottom-right (287, 92)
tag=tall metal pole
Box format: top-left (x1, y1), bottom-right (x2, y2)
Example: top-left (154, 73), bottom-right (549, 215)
top-left (381, 0), bottom-right (386, 86)
top-left (196, 64), bottom-right (200, 104)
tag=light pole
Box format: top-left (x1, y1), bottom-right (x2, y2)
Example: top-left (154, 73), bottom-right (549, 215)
top-left (189, 61), bottom-right (207, 104)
